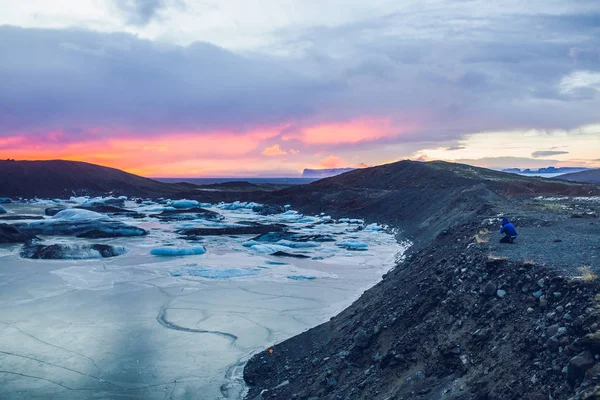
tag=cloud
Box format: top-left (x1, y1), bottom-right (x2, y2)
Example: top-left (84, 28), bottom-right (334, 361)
top-left (446, 145), bottom-right (466, 151)
top-left (262, 144), bottom-right (287, 156)
top-left (532, 150), bottom-right (570, 158)
top-left (289, 149), bottom-right (300, 155)
top-left (320, 155), bottom-right (346, 168)
top-left (113, 0), bottom-right (182, 26)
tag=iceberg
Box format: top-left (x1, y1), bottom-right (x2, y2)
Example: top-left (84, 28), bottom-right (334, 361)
top-left (21, 242), bottom-right (126, 260)
top-left (287, 275), bottom-right (317, 280)
top-left (54, 209), bottom-right (106, 221)
top-left (151, 246), bottom-right (206, 256)
top-left (171, 267), bottom-right (258, 278)
top-left (22, 209), bottom-right (147, 238)
top-left (169, 199), bottom-right (200, 209)
top-left (0, 198), bottom-right (13, 204)
top-left (336, 239), bottom-right (369, 250)
top-left (0, 206), bottom-right (6, 214)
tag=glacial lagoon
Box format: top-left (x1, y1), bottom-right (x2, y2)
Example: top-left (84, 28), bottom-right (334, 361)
top-left (0, 198), bottom-right (406, 399)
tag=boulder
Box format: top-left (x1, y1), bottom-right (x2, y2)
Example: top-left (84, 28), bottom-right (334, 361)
top-left (568, 351), bottom-right (595, 385)
top-left (0, 223), bottom-right (37, 243)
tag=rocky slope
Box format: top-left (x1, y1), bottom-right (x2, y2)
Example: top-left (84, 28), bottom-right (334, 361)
top-left (0, 160), bottom-right (189, 198)
top-left (243, 161), bottom-right (600, 400)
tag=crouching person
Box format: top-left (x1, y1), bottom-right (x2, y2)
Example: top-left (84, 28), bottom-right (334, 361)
top-left (500, 218), bottom-right (517, 244)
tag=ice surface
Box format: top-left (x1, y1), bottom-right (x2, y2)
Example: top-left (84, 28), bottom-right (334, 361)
top-left (151, 246), bottom-right (206, 256)
top-left (169, 199), bottom-right (200, 208)
top-left (171, 267), bottom-right (259, 278)
top-left (336, 238), bottom-right (369, 250)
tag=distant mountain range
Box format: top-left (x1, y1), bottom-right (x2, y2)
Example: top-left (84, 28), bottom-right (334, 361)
top-left (302, 168), bottom-right (355, 178)
top-left (502, 167), bottom-right (590, 174)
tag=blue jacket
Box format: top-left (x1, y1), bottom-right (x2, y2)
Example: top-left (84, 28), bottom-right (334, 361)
top-left (500, 219), bottom-right (517, 237)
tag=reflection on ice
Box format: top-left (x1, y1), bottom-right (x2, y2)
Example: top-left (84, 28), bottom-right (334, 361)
top-left (0, 197), bottom-right (408, 399)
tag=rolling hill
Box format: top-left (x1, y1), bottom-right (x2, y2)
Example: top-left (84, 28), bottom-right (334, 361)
top-left (0, 160), bottom-right (190, 198)
top-left (557, 168), bottom-right (600, 184)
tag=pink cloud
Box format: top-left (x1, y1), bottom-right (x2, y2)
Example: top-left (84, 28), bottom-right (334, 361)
top-left (262, 144), bottom-right (287, 156)
top-left (320, 155), bottom-right (346, 168)
top-left (285, 117), bottom-right (404, 145)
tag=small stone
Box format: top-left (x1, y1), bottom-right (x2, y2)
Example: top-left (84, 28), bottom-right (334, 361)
top-left (497, 289), bottom-right (506, 298)
top-left (482, 281), bottom-right (497, 296)
top-left (553, 292), bottom-right (562, 298)
top-left (556, 306), bottom-right (564, 313)
top-left (547, 324), bottom-right (560, 337)
top-left (539, 296), bottom-right (548, 308)
top-left (533, 290), bottom-right (543, 298)
top-left (527, 307), bottom-right (535, 313)
top-left (557, 327), bottom-right (567, 336)
top-left (564, 313), bottom-right (573, 321)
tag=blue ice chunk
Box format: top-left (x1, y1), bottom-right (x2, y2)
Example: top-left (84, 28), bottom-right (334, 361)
top-left (336, 239), bottom-right (369, 250)
top-left (287, 275), bottom-right (317, 280)
top-left (0, 198), bottom-right (13, 204)
top-left (276, 240), bottom-right (319, 248)
top-left (151, 246), bottom-right (206, 256)
top-left (169, 199), bottom-right (200, 209)
top-left (265, 261), bottom-right (288, 265)
top-left (0, 206), bottom-right (6, 214)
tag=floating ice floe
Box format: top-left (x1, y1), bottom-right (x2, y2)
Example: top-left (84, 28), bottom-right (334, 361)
top-left (364, 223), bottom-right (383, 231)
top-left (249, 244), bottom-right (292, 254)
top-left (169, 199), bottom-right (200, 209)
top-left (242, 240), bottom-right (259, 247)
top-left (336, 239), bottom-right (369, 250)
top-left (287, 275), bottom-right (317, 280)
top-left (137, 205), bottom-right (176, 213)
top-left (0, 206), bottom-right (6, 214)
top-left (151, 246), bottom-right (206, 256)
top-left (276, 240), bottom-right (319, 248)
top-left (171, 267), bottom-right (258, 278)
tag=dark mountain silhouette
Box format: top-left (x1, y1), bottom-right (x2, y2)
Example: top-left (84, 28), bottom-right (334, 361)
top-left (0, 160), bottom-right (189, 198)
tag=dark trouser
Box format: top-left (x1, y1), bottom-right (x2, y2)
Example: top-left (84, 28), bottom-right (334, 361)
top-left (500, 235), bottom-right (516, 244)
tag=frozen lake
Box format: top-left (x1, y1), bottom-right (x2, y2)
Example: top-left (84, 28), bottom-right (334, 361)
top-left (0, 198), bottom-right (406, 399)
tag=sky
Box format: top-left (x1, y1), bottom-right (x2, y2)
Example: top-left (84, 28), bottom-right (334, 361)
top-left (0, 0), bottom-right (599, 177)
